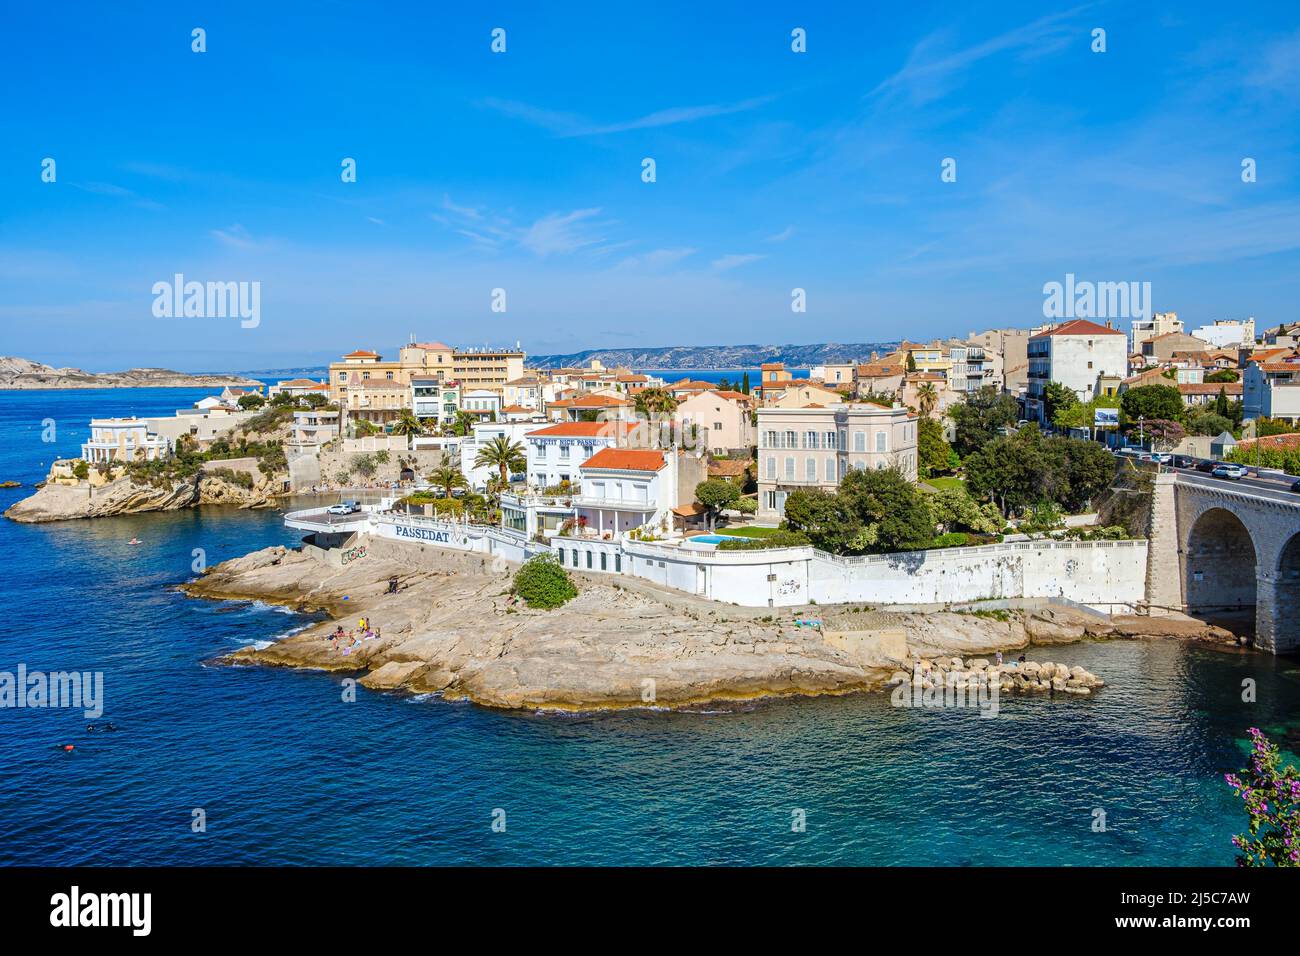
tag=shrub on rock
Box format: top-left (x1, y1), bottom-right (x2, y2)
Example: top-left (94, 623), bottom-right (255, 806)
top-left (512, 554), bottom-right (578, 609)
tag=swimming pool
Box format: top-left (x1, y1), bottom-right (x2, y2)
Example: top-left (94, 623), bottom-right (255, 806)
top-left (689, 534), bottom-right (744, 545)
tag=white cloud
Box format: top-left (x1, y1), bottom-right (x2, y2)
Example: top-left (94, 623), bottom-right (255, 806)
top-left (711, 253), bottom-right (766, 271)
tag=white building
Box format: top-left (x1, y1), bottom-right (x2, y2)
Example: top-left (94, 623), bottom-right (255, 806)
top-left (411, 376), bottom-right (460, 425)
top-left (525, 421), bottom-right (633, 490)
top-left (1191, 319), bottom-right (1255, 350)
top-left (1026, 319), bottom-right (1129, 423)
top-left (570, 448), bottom-right (678, 542)
top-left (268, 378), bottom-right (330, 399)
top-left (461, 388), bottom-right (502, 420)
top-left (756, 403), bottom-right (918, 521)
top-left (81, 418), bottom-right (172, 464)
top-left (1243, 358), bottom-right (1300, 423)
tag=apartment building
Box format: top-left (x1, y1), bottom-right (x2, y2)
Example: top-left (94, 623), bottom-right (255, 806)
top-left (1130, 310), bottom-right (1183, 354)
top-left (967, 328), bottom-right (1031, 394)
top-left (674, 389), bottom-right (754, 455)
top-left (1026, 319), bottom-right (1128, 423)
top-left (1191, 318), bottom-right (1255, 350)
top-left (1243, 355), bottom-right (1300, 423)
top-left (756, 403), bottom-right (918, 520)
top-left (329, 341), bottom-right (526, 407)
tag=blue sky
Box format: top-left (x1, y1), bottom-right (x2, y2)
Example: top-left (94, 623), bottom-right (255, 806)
top-left (2, 1), bottom-right (1298, 371)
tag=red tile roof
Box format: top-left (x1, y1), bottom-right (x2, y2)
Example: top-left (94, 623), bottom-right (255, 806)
top-left (1031, 319), bottom-right (1126, 338)
top-left (580, 448), bottom-right (667, 472)
top-left (1178, 382), bottom-right (1243, 395)
top-left (343, 349), bottom-right (381, 358)
top-left (410, 341), bottom-right (451, 351)
top-left (548, 394), bottom-right (632, 408)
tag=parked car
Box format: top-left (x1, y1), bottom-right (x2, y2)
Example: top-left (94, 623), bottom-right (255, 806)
top-left (1172, 455), bottom-right (1195, 469)
top-left (1211, 463), bottom-right (1247, 480)
top-left (1115, 448), bottom-right (1144, 459)
top-left (1194, 460), bottom-right (1218, 473)
top-left (326, 500), bottom-right (361, 515)
top-left (1290, 479), bottom-right (1300, 493)
top-left (1148, 452), bottom-right (1172, 464)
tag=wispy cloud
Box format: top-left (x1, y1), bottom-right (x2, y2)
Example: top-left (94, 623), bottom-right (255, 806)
top-left (434, 197), bottom-right (616, 258)
top-left (481, 95), bottom-right (774, 137)
top-left (711, 253), bottom-right (765, 271)
top-left (71, 181), bottom-right (164, 211)
top-left (764, 226), bottom-right (795, 242)
top-left (870, 7), bottom-right (1090, 105)
top-left (210, 224), bottom-right (264, 250)
top-left (615, 247), bottom-right (698, 270)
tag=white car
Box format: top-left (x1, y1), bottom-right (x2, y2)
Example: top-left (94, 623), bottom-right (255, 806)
top-left (1211, 463), bottom-right (1247, 480)
top-left (326, 500), bottom-right (361, 515)
top-left (1149, 453), bottom-right (1172, 464)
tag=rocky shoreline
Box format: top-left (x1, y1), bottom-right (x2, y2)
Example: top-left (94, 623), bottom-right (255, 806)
top-left (4, 473), bottom-right (276, 523)
top-left (180, 538), bottom-right (1242, 712)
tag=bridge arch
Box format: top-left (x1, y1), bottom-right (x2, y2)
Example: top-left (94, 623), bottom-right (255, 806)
top-left (1273, 532), bottom-right (1300, 652)
top-left (1182, 507), bottom-right (1259, 619)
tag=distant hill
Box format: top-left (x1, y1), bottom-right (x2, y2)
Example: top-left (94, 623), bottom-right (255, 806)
top-left (527, 342), bottom-right (900, 371)
top-left (0, 357), bottom-right (263, 390)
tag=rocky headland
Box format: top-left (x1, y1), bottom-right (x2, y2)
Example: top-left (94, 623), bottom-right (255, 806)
top-left (0, 356), bottom-right (262, 390)
top-left (4, 472), bottom-right (275, 522)
top-left (180, 537), bottom-right (1239, 712)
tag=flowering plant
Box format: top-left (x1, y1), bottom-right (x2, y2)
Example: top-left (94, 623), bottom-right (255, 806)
top-left (1225, 727), bottom-right (1300, 866)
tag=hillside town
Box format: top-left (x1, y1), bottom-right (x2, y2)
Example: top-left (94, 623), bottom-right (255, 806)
top-left (18, 314), bottom-right (1300, 527)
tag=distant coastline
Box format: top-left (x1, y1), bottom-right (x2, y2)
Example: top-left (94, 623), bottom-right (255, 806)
top-left (0, 356), bottom-right (262, 391)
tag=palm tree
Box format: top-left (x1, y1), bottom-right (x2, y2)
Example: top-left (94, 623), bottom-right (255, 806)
top-left (428, 464), bottom-right (467, 499)
top-left (474, 435), bottom-right (526, 486)
top-left (634, 387), bottom-right (678, 417)
top-left (917, 382), bottom-right (938, 418)
top-left (390, 411), bottom-right (423, 437)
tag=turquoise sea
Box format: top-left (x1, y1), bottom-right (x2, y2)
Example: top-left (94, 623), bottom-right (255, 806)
top-left (0, 386), bottom-right (1297, 865)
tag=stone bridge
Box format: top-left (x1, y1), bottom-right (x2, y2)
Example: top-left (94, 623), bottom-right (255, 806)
top-left (1146, 471), bottom-right (1300, 653)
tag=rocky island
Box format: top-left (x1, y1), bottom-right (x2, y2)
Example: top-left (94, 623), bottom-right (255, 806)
top-left (182, 536), bottom-right (1238, 712)
top-left (0, 356), bottom-right (263, 390)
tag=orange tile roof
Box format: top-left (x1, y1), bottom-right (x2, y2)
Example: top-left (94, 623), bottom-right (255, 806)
top-left (580, 448), bottom-right (666, 472)
top-left (410, 341), bottom-right (451, 351)
top-left (1238, 433), bottom-right (1300, 451)
top-left (528, 421), bottom-right (633, 437)
top-left (1031, 319), bottom-right (1125, 338)
top-left (343, 349), bottom-right (381, 357)
top-left (708, 459), bottom-right (750, 477)
top-left (548, 394), bottom-right (632, 407)
top-left (1178, 382), bottom-right (1243, 395)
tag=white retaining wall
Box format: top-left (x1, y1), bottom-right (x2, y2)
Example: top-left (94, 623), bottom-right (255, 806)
top-left (311, 512), bottom-right (1148, 611)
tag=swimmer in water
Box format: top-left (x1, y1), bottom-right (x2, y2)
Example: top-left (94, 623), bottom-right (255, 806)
top-left (128, 537), bottom-right (142, 546)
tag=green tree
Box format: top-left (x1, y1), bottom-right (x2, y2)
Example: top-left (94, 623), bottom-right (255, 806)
top-left (916, 382), bottom-right (938, 418)
top-left (237, 393), bottom-right (266, 410)
top-left (390, 411), bottom-right (424, 437)
top-left (917, 416), bottom-right (957, 478)
top-left (1041, 381), bottom-right (1078, 424)
top-left (906, 351), bottom-right (917, 372)
top-left (838, 466), bottom-right (934, 552)
top-left (351, 453), bottom-right (377, 479)
top-left (950, 386), bottom-right (1019, 458)
top-left (927, 487), bottom-right (1002, 534)
top-left (1120, 384), bottom-right (1184, 424)
top-left (783, 487), bottom-right (873, 555)
top-left (694, 478), bottom-right (740, 530)
top-left (428, 464), bottom-right (467, 498)
top-left (512, 554), bottom-right (578, 609)
top-left (741, 371), bottom-right (751, 394)
top-left (1186, 410), bottom-right (1233, 436)
top-left (1257, 417), bottom-right (1299, 437)
top-left (1205, 368), bottom-right (1239, 383)
top-left (634, 387), bottom-right (678, 417)
top-left (474, 435), bottom-right (526, 486)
